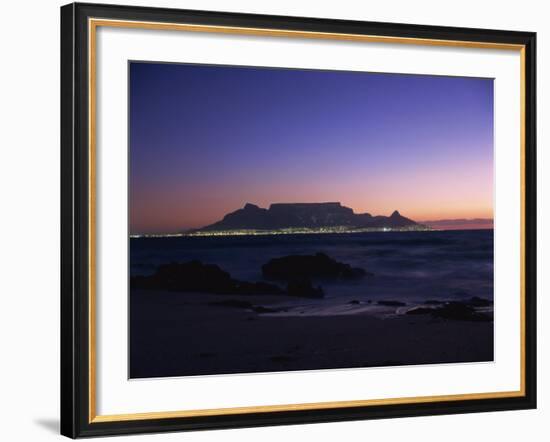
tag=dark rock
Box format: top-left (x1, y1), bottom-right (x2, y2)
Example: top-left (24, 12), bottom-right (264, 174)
top-left (404, 301), bottom-right (493, 321)
top-left (287, 278), bottom-right (324, 298)
top-left (466, 296), bottom-right (493, 307)
top-left (348, 300), bottom-right (360, 305)
top-left (131, 260), bottom-right (234, 293)
top-left (431, 302), bottom-right (492, 321)
top-left (377, 300), bottom-right (406, 307)
top-left (262, 252), bottom-right (367, 280)
top-left (131, 261), bottom-right (284, 296)
top-left (432, 302), bottom-right (474, 320)
top-left (424, 300), bottom-right (444, 305)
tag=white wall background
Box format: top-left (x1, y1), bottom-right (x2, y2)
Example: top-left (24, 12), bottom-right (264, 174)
top-left (0, 0), bottom-right (546, 440)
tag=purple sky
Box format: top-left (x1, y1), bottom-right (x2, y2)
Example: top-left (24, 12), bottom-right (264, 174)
top-left (130, 62), bottom-right (494, 234)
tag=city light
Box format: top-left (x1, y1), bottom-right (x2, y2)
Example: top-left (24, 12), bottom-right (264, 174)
top-left (130, 224), bottom-right (432, 239)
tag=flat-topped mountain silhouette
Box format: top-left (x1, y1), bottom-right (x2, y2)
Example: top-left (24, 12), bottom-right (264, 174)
top-left (195, 202), bottom-right (417, 232)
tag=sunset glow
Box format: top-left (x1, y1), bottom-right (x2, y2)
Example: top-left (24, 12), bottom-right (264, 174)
top-left (130, 62), bottom-right (493, 234)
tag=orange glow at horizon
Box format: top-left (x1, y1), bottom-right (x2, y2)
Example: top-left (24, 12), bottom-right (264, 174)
top-left (130, 63), bottom-right (494, 234)
top-left (131, 194), bottom-right (493, 233)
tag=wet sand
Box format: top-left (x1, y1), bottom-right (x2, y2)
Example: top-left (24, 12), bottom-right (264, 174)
top-left (130, 289), bottom-right (493, 378)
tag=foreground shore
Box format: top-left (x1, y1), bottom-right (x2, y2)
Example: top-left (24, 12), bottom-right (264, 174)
top-left (130, 289), bottom-right (494, 378)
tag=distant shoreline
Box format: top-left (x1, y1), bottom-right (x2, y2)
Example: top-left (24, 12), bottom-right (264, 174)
top-left (130, 226), bottom-right (493, 239)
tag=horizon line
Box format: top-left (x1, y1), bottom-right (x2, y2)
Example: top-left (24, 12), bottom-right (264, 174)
top-left (130, 219), bottom-right (495, 236)
top-left (130, 202), bottom-right (493, 235)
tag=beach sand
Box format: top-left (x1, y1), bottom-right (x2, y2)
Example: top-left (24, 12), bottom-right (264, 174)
top-left (130, 289), bottom-right (494, 378)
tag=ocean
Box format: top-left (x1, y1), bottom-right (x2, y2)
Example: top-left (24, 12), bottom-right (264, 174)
top-left (130, 229), bottom-right (493, 316)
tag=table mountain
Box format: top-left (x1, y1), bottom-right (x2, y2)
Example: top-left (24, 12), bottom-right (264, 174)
top-left (195, 202), bottom-right (417, 232)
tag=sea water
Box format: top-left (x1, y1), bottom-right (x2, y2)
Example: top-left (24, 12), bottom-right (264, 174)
top-left (130, 229), bottom-right (493, 316)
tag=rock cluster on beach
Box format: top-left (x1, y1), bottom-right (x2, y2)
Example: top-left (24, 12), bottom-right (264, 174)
top-left (131, 261), bottom-right (284, 296)
top-left (286, 278), bottom-right (324, 298)
top-left (130, 256), bottom-right (494, 322)
top-left (262, 252), bottom-right (367, 280)
top-left (406, 297), bottom-right (493, 321)
top-left (131, 253), bottom-right (369, 299)
top-left (261, 252), bottom-right (371, 298)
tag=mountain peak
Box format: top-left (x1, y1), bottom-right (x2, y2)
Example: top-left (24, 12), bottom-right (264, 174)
top-left (197, 203), bottom-right (417, 232)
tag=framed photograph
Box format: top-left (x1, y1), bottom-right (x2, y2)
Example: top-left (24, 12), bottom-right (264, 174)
top-left (60, 2), bottom-right (536, 438)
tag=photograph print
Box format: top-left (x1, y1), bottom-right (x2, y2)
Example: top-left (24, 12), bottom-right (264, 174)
top-left (129, 61), bottom-right (494, 379)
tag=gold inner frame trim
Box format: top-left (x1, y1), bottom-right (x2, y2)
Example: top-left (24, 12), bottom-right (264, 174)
top-left (88, 17), bottom-right (527, 424)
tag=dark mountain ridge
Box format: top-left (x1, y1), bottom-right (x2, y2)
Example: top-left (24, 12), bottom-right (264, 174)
top-left (196, 202), bottom-right (417, 232)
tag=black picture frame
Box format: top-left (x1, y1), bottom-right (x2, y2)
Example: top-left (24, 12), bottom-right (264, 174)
top-left (61, 2), bottom-right (537, 438)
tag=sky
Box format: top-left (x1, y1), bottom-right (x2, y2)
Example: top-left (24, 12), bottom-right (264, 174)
top-left (130, 62), bottom-right (494, 234)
